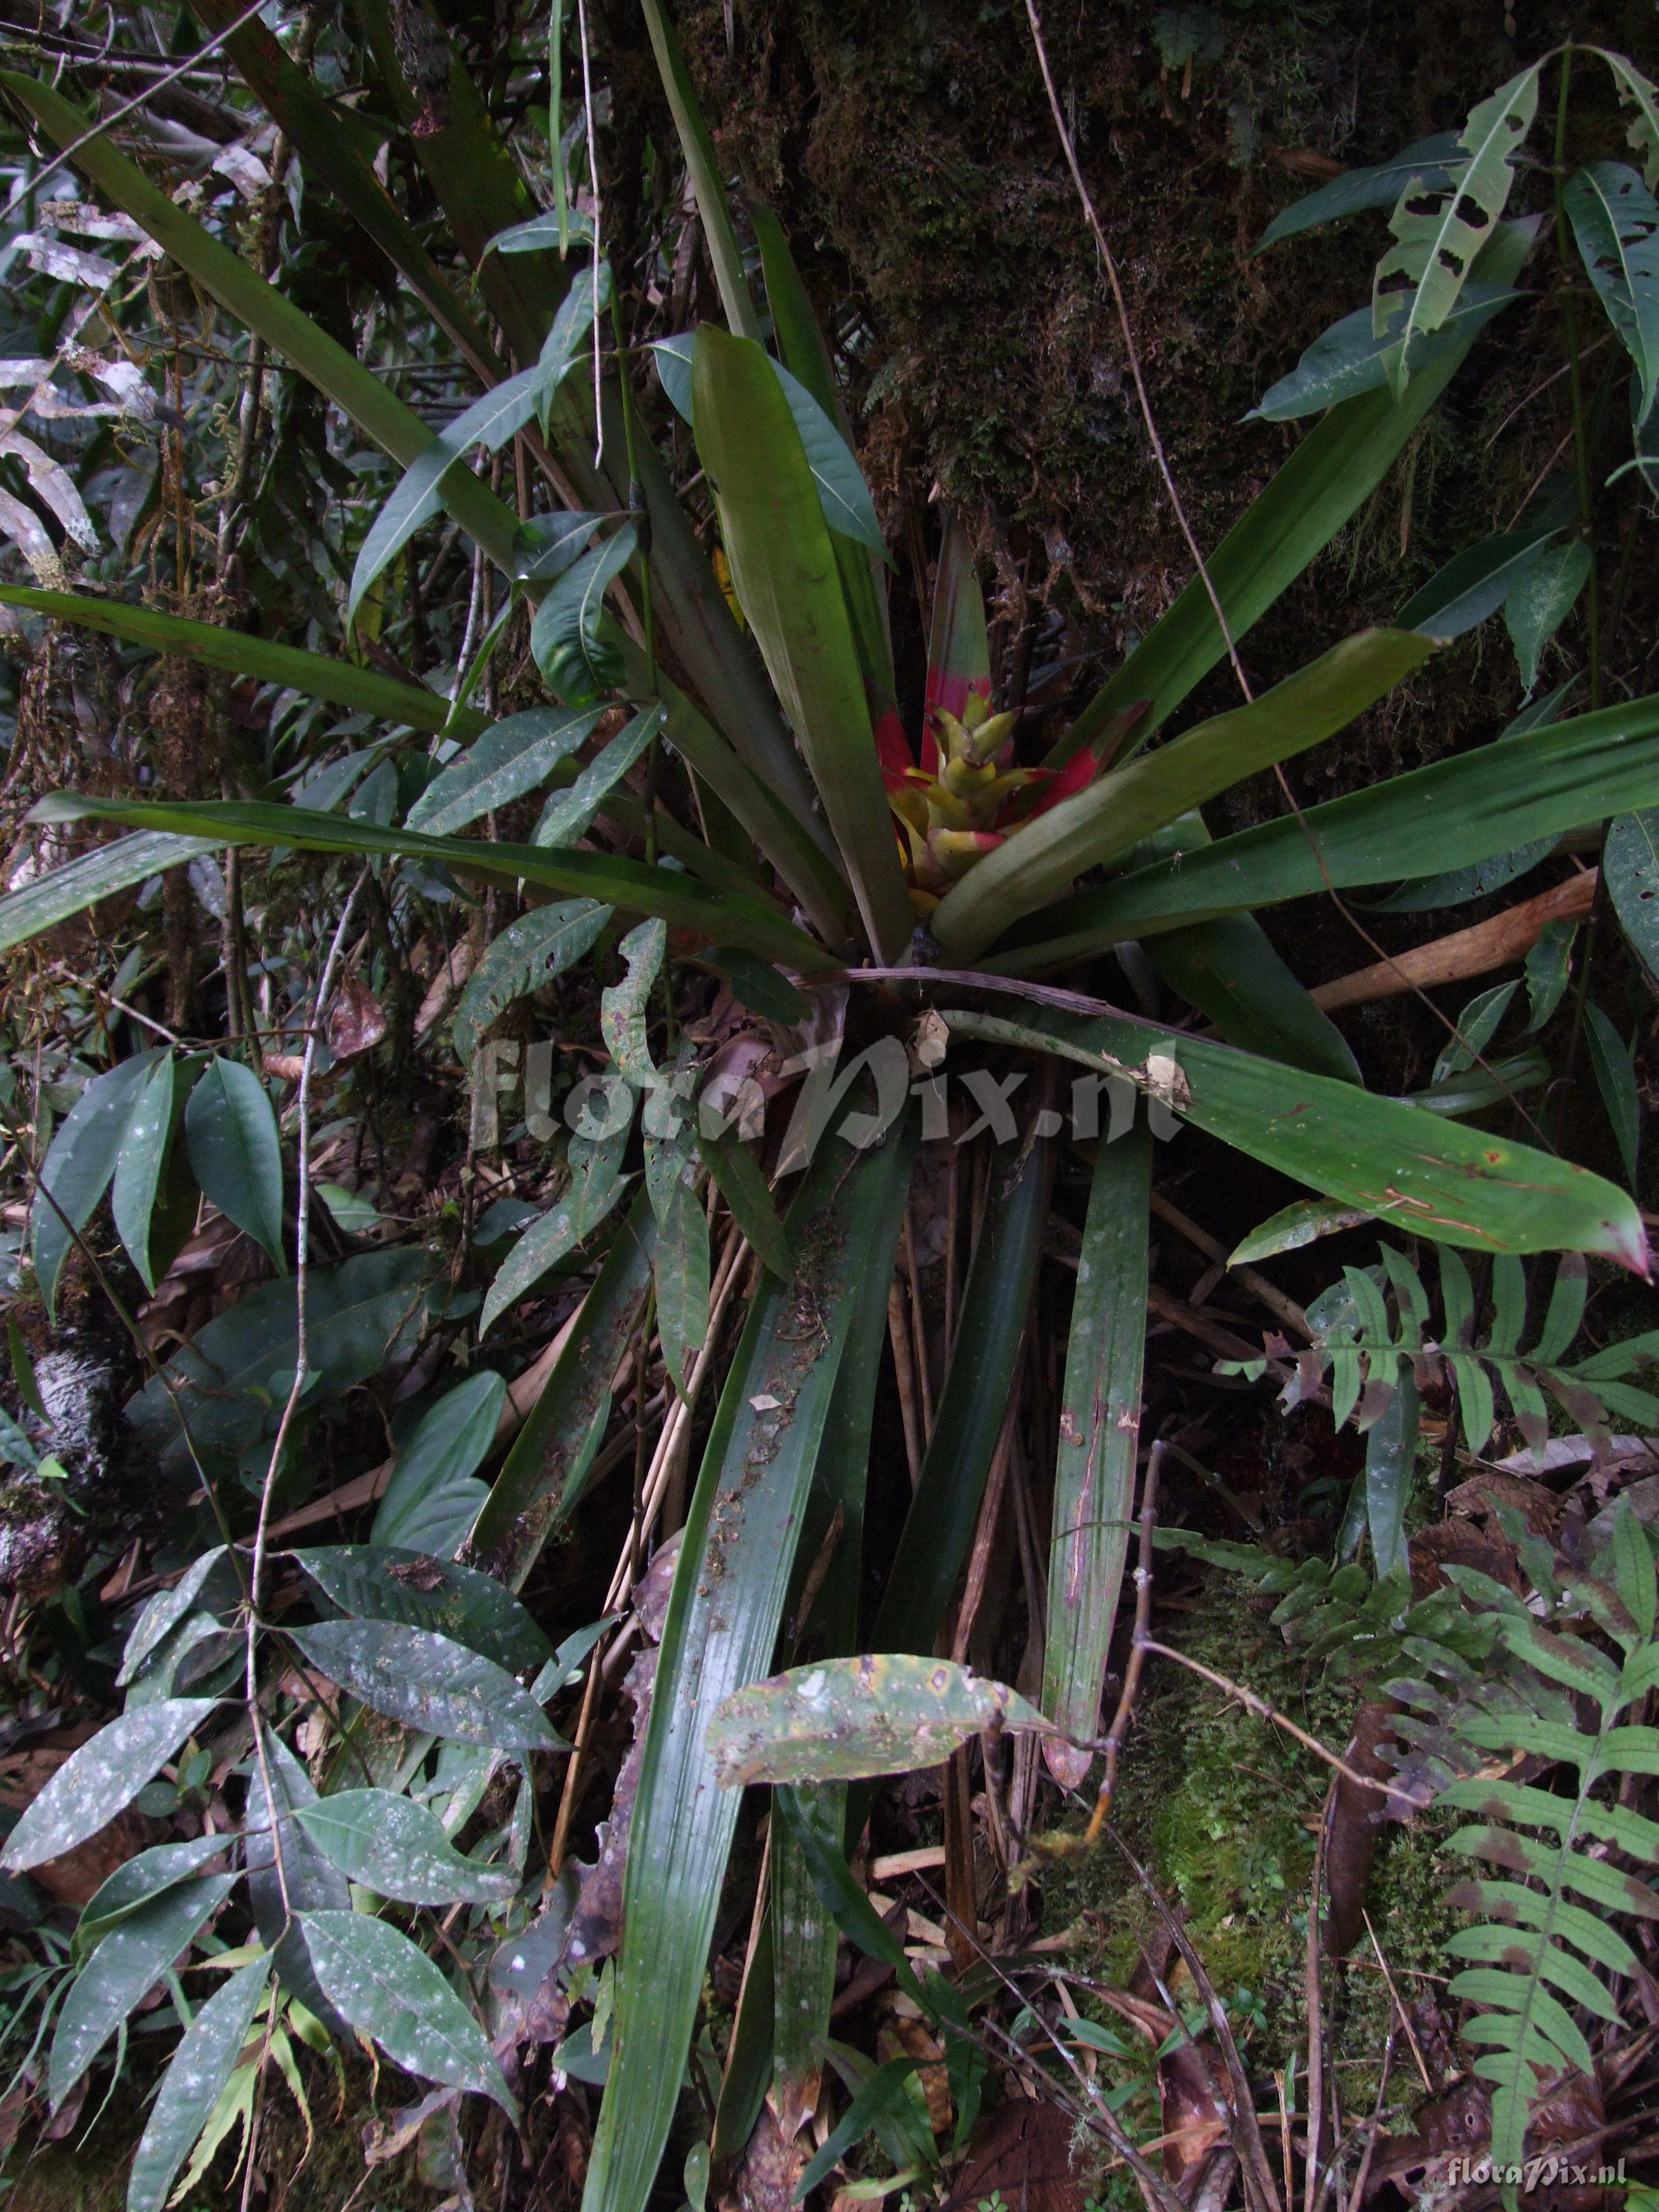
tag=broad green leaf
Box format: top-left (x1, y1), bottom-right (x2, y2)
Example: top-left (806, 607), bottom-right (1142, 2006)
top-left (31, 795), bottom-right (838, 975)
top-left (407, 707), bottom-right (602, 836)
top-left (32, 1050), bottom-right (162, 1318)
top-left (244, 1727), bottom-right (349, 2033)
top-left (348, 364), bottom-right (546, 627)
top-left (514, 509), bottom-right (606, 583)
top-left (581, 1109), bottom-right (916, 2212)
top-left (637, 0), bottom-right (762, 341)
top-left (711, 1655), bottom-right (1054, 1790)
top-left (1374, 67), bottom-right (1540, 390)
top-left (129, 1247), bottom-right (438, 1473)
top-left (75, 1835), bottom-right (231, 1958)
top-left (480, 1121), bottom-right (632, 1338)
top-left (0, 586), bottom-right (478, 738)
top-left (298, 1909), bottom-right (515, 2112)
top-left (1606, 807), bottom-right (1659, 982)
top-left (534, 706), bottom-right (664, 847)
top-left (292, 1544), bottom-right (551, 1672)
top-left (1247, 287), bottom-right (1523, 421)
top-left (289, 1619), bottom-right (561, 1751)
top-left (1396, 524), bottom-right (1559, 639)
top-left (692, 327), bottom-right (913, 965)
top-left (1433, 981), bottom-right (1518, 1083)
top-left (1585, 1003), bottom-right (1641, 1187)
top-left (1042, 1123), bottom-right (1150, 1788)
top-left (1566, 162), bottom-right (1659, 425)
top-left (3, 1699), bottom-right (217, 1872)
top-left (1365, 838), bottom-right (1557, 912)
top-left (372, 1372), bottom-right (505, 1558)
top-left (1147, 913), bottom-right (1362, 1083)
top-left (1526, 920), bottom-right (1579, 1031)
top-left (772, 361), bottom-right (886, 558)
top-left (533, 266), bottom-right (613, 434)
top-left (996, 689), bottom-right (1659, 966)
top-left (1255, 132), bottom-right (1462, 250)
top-left (0, 829), bottom-right (216, 956)
top-left (934, 629), bottom-right (1434, 960)
top-left (118, 1549), bottom-right (235, 1688)
top-left (1058, 218), bottom-right (1539, 764)
top-left (1506, 540), bottom-right (1592, 692)
top-left (185, 1057), bottom-right (285, 1273)
top-left (294, 1792), bottom-right (517, 1904)
top-left (699, 948), bottom-right (808, 1025)
top-left (530, 525), bottom-right (636, 705)
top-left (471, 1189), bottom-right (656, 1590)
top-left (127, 1956), bottom-right (270, 2212)
top-left (937, 1003), bottom-right (1648, 1270)
top-left (51, 1875), bottom-right (237, 2111)
top-left (453, 898), bottom-right (612, 1062)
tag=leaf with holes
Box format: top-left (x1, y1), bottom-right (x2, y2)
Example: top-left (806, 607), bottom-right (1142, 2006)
top-left (1607, 809), bottom-right (1659, 984)
top-left (1373, 66), bottom-right (1540, 392)
top-left (1566, 162), bottom-right (1659, 424)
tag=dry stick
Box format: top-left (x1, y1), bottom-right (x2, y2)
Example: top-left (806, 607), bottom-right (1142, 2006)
top-left (1022, 1), bottom-right (1545, 1124)
top-left (1134, 1640), bottom-right (1417, 1812)
top-left (1362, 1909), bottom-right (1433, 2095)
top-left (547, 1634), bottom-right (608, 1880)
top-left (887, 1280), bottom-right (925, 1492)
top-left (949, 1389), bottom-right (1021, 1662)
top-left (1110, 1827), bottom-right (1285, 2212)
top-left (901, 1208), bottom-right (934, 1433)
top-left (1304, 1781), bottom-right (1334, 2212)
top-left (1149, 1188), bottom-right (1311, 1341)
top-left (1084, 1439), bottom-right (1162, 1846)
top-left (1311, 868), bottom-right (1597, 1010)
top-left (1334, 2034), bottom-right (1394, 2212)
top-left (244, 867), bottom-right (368, 1924)
top-left (602, 1221), bottom-right (746, 1612)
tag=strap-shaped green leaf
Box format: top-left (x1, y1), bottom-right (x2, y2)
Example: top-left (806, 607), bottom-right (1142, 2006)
top-left (937, 1003), bottom-right (1648, 1271)
top-left (933, 628), bottom-right (1435, 960)
top-left (692, 327), bottom-right (913, 963)
top-left (580, 1107), bottom-right (916, 2212)
top-left (993, 688), bottom-right (1659, 968)
top-left (1042, 1122), bottom-right (1150, 1786)
top-left (1566, 162), bottom-right (1659, 425)
top-left (29, 793), bottom-right (836, 974)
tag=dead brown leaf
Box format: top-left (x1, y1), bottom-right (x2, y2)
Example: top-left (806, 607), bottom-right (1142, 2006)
top-left (946, 2096), bottom-right (1083, 2212)
top-left (328, 972), bottom-right (387, 1060)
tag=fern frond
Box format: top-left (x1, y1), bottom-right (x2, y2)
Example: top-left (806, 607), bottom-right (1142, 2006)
top-left (1443, 1879), bottom-right (1641, 1977)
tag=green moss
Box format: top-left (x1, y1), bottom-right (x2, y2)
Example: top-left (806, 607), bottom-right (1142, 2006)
top-left (1039, 1571), bottom-right (1459, 2103)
